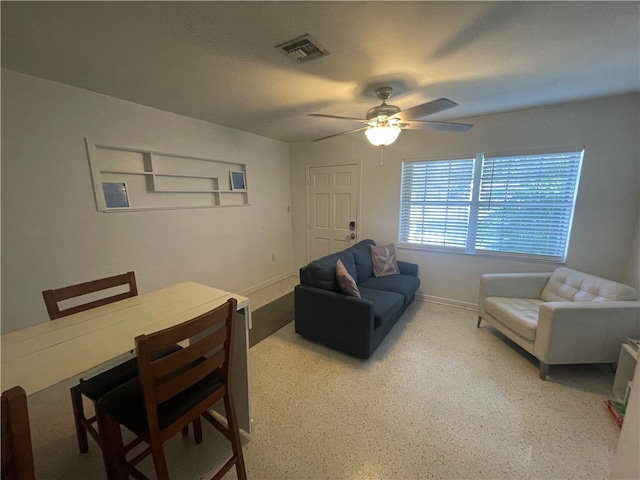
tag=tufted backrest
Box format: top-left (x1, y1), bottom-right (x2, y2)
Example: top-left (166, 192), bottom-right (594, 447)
top-left (540, 267), bottom-right (638, 303)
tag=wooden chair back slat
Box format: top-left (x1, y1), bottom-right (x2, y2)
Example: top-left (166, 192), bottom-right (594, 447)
top-left (138, 302), bottom-right (229, 352)
top-left (150, 327), bottom-right (228, 381)
top-left (1, 386), bottom-right (35, 480)
top-left (155, 350), bottom-right (227, 404)
top-left (42, 271), bottom-right (137, 320)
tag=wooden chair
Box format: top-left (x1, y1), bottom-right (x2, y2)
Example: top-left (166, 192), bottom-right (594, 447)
top-left (41, 272), bottom-right (141, 454)
top-left (1, 386), bottom-right (35, 480)
top-left (97, 298), bottom-right (247, 480)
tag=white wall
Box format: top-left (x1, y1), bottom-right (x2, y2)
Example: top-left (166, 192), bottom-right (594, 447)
top-left (291, 93), bottom-right (640, 307)
top-left (1, 69), bottom-right (294, 333)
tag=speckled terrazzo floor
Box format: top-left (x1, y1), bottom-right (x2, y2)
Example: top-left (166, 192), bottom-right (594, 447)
top-left (26, 300), bottom-right (622, 479)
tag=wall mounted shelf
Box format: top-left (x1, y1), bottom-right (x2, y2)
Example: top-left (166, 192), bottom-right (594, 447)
top-left (86, 139), bottom-right (249, 211)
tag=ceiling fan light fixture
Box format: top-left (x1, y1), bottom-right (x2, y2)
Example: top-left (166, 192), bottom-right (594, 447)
top-left (364, 125), bottom-right (401, 146)
top-left (309, 87), bottom-right (471, 143)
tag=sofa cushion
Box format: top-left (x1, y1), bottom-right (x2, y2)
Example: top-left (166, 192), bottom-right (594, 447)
top-left (371, 244), bottom-right (400, 277)
top-left (484, 297), bottom-right (544, 341)
top-left (359, 287), bottom-right (404, 328)
top-left (306, 251), bottom-right (357, 292)
top-left (359, 274), bottom-right (420, 303)
top-left (336, 259), bottom-right (361, 298)
top-left (350, 239), bottom-right (376, 283)
top-left (541, 267), bottom-right (638, 303)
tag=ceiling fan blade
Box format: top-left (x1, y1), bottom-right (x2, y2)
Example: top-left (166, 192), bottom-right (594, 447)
top-left (394, 98), bottom-right (459, 122)
top-left (308, 113), bottom-right (366, 122)
top-left (311, 126), bottom-right (369, 142)
top-left (403, 120), bottom-right (473, 133)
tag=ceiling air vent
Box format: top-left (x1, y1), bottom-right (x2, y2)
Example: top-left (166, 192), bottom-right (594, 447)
top-left (275, 34), bottom-right (329, 64)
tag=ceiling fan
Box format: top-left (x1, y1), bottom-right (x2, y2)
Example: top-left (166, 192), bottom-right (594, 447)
top-left (309, 86), bottom-right (473, 146)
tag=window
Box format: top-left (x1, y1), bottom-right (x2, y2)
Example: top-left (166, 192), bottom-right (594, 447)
top-left (399, 148), bottom-right (584, 261)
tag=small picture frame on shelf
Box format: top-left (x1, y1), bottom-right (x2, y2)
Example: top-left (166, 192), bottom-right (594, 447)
top-left (102, 181), bottom-right (130, 208)
top-left (229, 170), bottom-right (246, 191)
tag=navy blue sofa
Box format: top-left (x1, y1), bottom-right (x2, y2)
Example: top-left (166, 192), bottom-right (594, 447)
top-left (294, 239), bottom-right (420, 359)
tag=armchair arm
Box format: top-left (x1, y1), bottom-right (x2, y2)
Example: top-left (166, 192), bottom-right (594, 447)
top-left (294, 284), bottom-right (375, 358)
top-left (479, 272), bottom-right (552, 299)
top-left (533, 301), bottom-right (640, 364)
top-left (397, 261), bottom-right (418, 277)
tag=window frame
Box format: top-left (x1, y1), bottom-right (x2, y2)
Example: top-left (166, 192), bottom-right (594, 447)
top-left (398, 147), bottom-right (584, 263)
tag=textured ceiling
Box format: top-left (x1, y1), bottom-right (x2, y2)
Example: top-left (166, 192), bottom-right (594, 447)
top-left (2, 1), bottom-right (639, 143)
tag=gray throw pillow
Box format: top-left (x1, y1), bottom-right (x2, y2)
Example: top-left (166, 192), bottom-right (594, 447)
top-left (371, 244), bottom-right (400, 277)
top-left (336, 259), bottom-right (361, 297)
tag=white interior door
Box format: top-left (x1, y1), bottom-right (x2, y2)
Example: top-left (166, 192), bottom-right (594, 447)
top-left (307, 164), bottom-right (360, 261)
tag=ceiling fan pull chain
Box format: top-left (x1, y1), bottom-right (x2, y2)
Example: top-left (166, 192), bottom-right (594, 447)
top-left (380, 145), bottom-right (384, 165)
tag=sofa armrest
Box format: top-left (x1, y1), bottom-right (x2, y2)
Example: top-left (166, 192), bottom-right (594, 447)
top-left (397, 261), bottom-right (418, 277)
top-left (294, 284), bottom-right (375, 358)
top-left (533, 301), bottom-right (640, 364)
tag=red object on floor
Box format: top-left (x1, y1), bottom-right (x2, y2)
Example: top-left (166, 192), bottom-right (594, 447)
top-left (604, 400), bottom-right (624, 427)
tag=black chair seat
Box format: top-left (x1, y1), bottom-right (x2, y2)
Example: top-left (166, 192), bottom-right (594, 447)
top-left (78, 344), bottom-right (183, 400)
top-left (77, 358), bottom-right (138, 400)
top-left (99, 369), bottom-right (222, 433)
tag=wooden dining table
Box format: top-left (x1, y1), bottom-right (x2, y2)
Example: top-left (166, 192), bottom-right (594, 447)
top-left (0, 281), bottom-right (254, 434)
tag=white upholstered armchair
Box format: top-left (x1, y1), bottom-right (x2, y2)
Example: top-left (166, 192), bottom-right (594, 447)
top-left (477, 267), bottom-right (640, 379)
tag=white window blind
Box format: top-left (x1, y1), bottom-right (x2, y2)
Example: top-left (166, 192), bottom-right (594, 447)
top-left (399, 149), bottom-right (583, 261)
top-left (476, 151), bottom-right (583, 258)
top-left (400, 158), bottom-right (474, 249)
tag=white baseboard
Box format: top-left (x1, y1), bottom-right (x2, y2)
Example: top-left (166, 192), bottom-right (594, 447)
top-left (240, 272), bottom-right (297, 296)
top-left (416, 293), bottom-right (477, 311)
top-left (241, 276), bottom-right (478, 312)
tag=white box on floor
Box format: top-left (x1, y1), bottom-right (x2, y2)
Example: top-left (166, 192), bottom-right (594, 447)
top-left (613, 342), bottom-right (638, 403)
